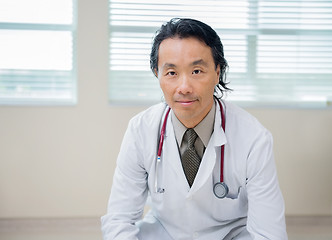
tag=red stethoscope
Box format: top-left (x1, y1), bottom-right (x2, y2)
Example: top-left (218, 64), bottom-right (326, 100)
top-left (155, 99), bottom-right (229, 199)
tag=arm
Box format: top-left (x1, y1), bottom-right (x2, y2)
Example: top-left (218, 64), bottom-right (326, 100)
top-left (246, 131), bottom-right (288, 240)
top-left (101, 119), bottom-right (148, 240)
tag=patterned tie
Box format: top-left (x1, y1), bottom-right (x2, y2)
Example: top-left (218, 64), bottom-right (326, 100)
top-left (181, 128), bottom-right (201, 187)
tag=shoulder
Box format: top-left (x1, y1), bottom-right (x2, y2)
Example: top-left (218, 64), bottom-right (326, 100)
top-left (222, 101), bottom-right (275, 177)
top-left (129, 102), bottom-right (167, 130)
top-left (223, 100), bottom-right (272, 139)
top-left (124, 103), bottom-right (168, 168)
top-left (126, 103), bottom-right (168, 143)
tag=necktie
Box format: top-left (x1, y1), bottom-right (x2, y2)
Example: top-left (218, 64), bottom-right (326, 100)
top-left (181, 128), bottom-right (201, 187)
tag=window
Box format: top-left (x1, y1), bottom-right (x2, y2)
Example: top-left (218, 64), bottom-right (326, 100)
top-left (0, 0), bottom-right (77, 105)
top-left (109, 0), bottom-right (332, 108)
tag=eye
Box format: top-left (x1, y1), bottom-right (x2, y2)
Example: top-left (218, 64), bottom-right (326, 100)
top-left (166, 71), bottom-right (176, 76)
top-left (192, 69), bottom-right (201, 75)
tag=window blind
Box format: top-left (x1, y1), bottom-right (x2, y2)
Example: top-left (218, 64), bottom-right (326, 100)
top-left (109, 0), bottom-right (332, 108)
top-left (0, 0), bottom-right (76, 105)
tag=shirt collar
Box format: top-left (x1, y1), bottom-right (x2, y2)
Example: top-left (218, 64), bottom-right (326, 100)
top-left (171, 101), bottom-right (216, 147)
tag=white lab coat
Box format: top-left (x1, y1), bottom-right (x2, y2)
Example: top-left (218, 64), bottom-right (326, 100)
top-left (101, 100), bottom-right (288, 240)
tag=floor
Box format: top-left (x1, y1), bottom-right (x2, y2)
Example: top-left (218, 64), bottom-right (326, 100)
top-left (0, 216), bottom-right (331, 240)
top-left (286, 216), bottom-right (332, 240)
top-left (0, 218), bottom-right (102, 240)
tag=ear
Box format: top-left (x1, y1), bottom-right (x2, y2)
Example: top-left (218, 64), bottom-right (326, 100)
top-left (215, 65), bottom-right (220, 85)
top-left (154, 68), bottom-right (158, 78)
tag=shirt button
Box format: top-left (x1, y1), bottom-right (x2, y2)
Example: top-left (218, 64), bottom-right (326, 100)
top-left (193, 232), bottom-right (199, 238)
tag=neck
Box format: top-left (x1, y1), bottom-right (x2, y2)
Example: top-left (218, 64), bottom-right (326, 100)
top-left (177, 101), bottom-right (215, 128)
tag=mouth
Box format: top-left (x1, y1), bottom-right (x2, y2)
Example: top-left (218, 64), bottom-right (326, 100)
top-left (176, 99), bottom-right (198, 106)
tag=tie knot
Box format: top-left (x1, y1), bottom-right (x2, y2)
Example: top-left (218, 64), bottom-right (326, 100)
top-left (185, 128), bottom-right (198, 148)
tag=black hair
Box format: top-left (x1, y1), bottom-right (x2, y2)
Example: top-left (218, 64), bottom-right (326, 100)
top-left (150, 18), bottom-right (231, 97)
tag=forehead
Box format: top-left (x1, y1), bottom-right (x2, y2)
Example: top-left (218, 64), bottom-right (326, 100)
top-left (158, 37), bottom-right (214, 67)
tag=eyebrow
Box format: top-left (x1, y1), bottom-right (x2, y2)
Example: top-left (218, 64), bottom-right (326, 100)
top-left (162, 63), bottom-right (176, 69)
top-left (191, 59), bottom-right (208, 67)
top-left (162, 59), bottom-right (208, 69)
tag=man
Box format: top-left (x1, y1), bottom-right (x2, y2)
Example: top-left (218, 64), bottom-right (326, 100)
top-left (101, 18), bottom-right (288, 240)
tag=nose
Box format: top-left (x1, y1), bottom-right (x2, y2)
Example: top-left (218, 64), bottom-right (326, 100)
top-left (177, 74), bottom-right (193, 95)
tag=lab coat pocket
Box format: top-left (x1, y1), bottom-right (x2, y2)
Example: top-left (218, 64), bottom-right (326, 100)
top-left (149, 187), bottom-right (169, 214)
top-left (211, 187), bottom-right (247, 221)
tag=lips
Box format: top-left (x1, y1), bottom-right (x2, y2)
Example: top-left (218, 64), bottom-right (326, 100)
top-left (176, 99), bottom-right (198, 106)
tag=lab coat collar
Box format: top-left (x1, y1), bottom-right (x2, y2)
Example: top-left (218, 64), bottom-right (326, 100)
top-left (211, 98), bottom-right (227, 147)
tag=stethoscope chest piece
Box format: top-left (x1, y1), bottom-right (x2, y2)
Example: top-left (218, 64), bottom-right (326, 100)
top-left (213, 182), bottom-right (229, 199)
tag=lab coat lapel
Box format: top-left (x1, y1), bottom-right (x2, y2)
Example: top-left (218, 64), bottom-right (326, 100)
top-left (189, 102), bottom-right (227, 195)
top-left (162, 115), bottom-right (189, 191)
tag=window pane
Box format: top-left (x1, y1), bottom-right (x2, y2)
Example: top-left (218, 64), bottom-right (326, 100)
top-left (0, 30), bottom-right (73, 71)
top-left (257, 35), bottom-right (332, 74)
top-left (0, 0), bottom-right (73, 24)
top-left (258, 0), bottom-right (332, 30)
top-left (0, 70), bottom-right (74, 101)
top-left (110, 0), bottom-right (250, 28)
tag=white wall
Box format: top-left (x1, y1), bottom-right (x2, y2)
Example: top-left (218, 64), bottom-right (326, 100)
top-left (0, 0), bottom-right (332, 218)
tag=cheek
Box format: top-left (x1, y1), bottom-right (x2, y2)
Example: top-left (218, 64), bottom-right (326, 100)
top-left (204, 77), bottom-right (218, 93)
top-left (159, 79), bottom-right (173, 98)
top-left (159, 78), bottom-right (167, 92)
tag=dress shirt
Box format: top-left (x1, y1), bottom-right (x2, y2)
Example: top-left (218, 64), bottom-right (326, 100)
top-left (171, 101), bottom-right (216, 159)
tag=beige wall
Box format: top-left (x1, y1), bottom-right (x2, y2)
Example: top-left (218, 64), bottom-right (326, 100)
top-left (1, 0), bottom-right (332, 219)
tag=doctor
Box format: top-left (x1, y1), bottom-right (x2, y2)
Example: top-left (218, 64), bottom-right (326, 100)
top-left (101, 18), bottom-right (288, 240)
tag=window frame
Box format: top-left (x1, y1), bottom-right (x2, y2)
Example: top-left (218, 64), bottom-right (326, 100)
top-left (108, 0), bottom-right (332, 108)
top-left (0, 0), bottom-right (78, 106)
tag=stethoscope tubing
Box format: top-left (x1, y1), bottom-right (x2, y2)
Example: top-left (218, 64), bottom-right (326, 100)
top-left (219, 99), bottom-right (226, 183)
top-left (157, 107), bottom-right (171, 157)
